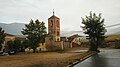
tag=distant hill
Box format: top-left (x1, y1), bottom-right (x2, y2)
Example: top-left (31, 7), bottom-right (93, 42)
top-left (61, 31), bottom-right (86, 37)
top-left (0, 23), bottom-right (25, 35)
top-left (106, 27), bottom-right (120, 35)
top-left (61, 27), bottom-right (120, 37)
top-left (105, 34), bottom-right (120, 41)
top-left (0, 23), bottom-right (120, 36)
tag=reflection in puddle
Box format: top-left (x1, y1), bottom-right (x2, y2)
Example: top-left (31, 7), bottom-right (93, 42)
top-left (74, 49), bottom-right (120, 67)
top-left (91, 54), bottom-right (108, 67)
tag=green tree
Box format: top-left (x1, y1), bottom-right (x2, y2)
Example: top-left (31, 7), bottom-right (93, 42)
top-left (0, 27), bottom-right (5, 50)
top-left (21, 39), bottom-right (29, 49)
top-left (21, 19), bottom-right (47, 53)
top-left (13, 39), bottom-right (21, 53)
top-left (7, 41), bottom-right (14, 51)
top-left (7, 39), bottom-right (21, 53)
top-left (81, 12), bottom-right (106, 52)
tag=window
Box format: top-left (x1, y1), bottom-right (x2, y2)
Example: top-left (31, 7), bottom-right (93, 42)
top-left (57, 31), bottom-right (60, 36)
top-left (50, 20), bottom-right (53, 27)
top-left (51, 20), bottom-right (53, 22)
top-left (57, 38), bottom-right (59, 41)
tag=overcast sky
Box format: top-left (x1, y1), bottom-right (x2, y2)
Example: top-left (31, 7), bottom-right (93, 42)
top-left (0, 0), bottom-right (120, 31)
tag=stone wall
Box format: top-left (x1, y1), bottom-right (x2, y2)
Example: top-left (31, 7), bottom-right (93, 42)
top-left (45, 37), bottom-right (63, 51)
top-left (62, 41), bottom-right (70, 49)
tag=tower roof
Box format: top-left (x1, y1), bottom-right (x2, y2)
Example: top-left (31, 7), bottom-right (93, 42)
top-left (49, 15), bottom-right (59, 19)
top-left (48, 9), bottom-right (59, 19)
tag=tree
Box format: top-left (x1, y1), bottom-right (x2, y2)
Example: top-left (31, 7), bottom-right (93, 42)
top-left (0, 27), bottom-right (5, 50)
top-left (21, 39), bottom-right (29, 49)
top-left (7, 41), bottom-right (14, 51)
top-left (21, 19), bottom-right (47, 53)
top-left (13, 39), bottom-right (21, 53)
top-left (7, 39), bottom-right (21, 53)
top-left (81, 12), bottom-right (106, 52)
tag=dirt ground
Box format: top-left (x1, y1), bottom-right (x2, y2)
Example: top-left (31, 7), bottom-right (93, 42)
top-left (0, 48), bottom-right (95, 67)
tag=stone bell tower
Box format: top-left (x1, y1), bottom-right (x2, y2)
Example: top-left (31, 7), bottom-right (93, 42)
top-left (48, 10), bottom-right (60, 41)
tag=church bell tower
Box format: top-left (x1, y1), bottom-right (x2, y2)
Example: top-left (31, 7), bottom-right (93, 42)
top-left (48, 10), bottom-right (60, 41)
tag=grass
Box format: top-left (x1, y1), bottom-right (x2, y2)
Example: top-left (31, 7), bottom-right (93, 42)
top-left (105, 34), bottom-right (120, 41)
top-left (0, 48), bottom-right (96, 67)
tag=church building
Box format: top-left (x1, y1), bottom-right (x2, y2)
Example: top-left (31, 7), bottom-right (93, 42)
top-left (48, 10), bottom-right (60, 41)
top-left (45, 10), bottom-right (63, 50)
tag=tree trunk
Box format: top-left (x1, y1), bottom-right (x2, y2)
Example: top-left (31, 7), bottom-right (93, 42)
top-left (89, 45), bottom-right (98, 51)
top-left (33, 48), bottom-right (36, 53)
top-left (89, 41), bottom-right (100, 52)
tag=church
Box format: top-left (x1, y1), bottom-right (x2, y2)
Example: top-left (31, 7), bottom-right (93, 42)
top-left (48, 10), bottom-right (60, 41)
top-left (44, 10), bottom-right (82, 51)
top-left (45, 10), bottom-right (64, 50)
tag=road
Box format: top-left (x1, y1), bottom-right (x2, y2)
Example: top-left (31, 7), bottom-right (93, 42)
top-left (74, 49), bottom-right (120, 67)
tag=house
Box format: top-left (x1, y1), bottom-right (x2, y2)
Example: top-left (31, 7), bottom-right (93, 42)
top-left (1, 33), bottom-right (16, 52)
top-left (68, 34), bottom-right (88, 48)
top-left (60, 37), bottom-right (70, 49)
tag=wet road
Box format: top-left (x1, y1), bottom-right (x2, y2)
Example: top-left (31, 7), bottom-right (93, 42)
top-left (74, 49), bottom-right (120, 67)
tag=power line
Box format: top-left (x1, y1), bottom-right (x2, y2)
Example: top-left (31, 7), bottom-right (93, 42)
top-left (79, 23), bottom-right (120, 32)
top-left (105, 23), bottom-right (120, 28)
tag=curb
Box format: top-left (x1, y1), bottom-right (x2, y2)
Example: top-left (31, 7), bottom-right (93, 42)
top-left (67, 53), bottom-right (97, 67)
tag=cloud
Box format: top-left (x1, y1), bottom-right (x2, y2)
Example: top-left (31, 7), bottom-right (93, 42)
top-left (0, 0), bottom-right (120, 31)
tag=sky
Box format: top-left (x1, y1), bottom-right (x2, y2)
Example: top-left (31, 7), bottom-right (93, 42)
top-left (0, 0), bottom-right (120, 31)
